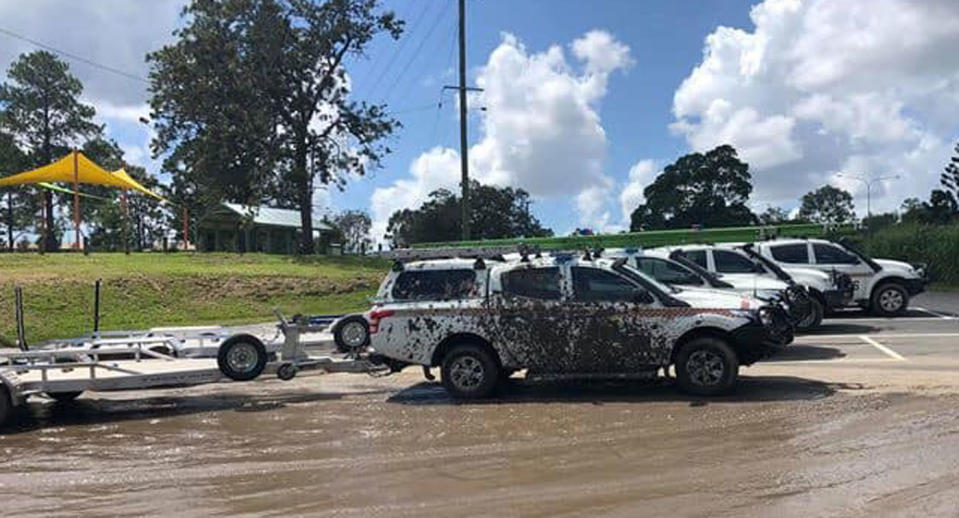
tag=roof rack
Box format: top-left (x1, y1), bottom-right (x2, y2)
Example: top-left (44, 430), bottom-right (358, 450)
top-left (382, 243), bottom-right (542, 262)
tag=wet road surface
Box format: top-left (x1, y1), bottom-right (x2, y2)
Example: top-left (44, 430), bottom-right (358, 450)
top-left (2, 292), bottom-right (959, 517)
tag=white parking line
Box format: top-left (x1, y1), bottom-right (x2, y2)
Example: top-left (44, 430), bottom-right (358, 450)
top-left (858, 335), bottom-right (906, 361)
top-left (827, 316), bottom-right (947, 323)
top-left (914, 307), bottom-right (955, 320)
top-left (798, 332), bottom-right (959, 341)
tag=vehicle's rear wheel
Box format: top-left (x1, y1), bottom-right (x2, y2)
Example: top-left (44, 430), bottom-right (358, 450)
top-left (796, 298), bottom-right (824, 330)
top-left (333, 315), bottom-right (369, 353)
top-left (0, 385), bottom-right (11, 427)
top-left (871, 282), bottom-right (908, 316)
top-left (441, 344), bottom-right (500, 399)
top-left (674, 337), bottom-right (739, 396)
top-left (46, 391), bottom-right (83, 402)
top-left (217, 335), bottom-right (268, 381)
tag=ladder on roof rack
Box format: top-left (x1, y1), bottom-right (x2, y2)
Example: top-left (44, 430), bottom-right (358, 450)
top-left (382, 244), bottom-right (542, 261)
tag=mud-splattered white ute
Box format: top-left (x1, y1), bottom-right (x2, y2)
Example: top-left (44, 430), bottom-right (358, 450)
top-left (367, 254), bottom-right (793, 399)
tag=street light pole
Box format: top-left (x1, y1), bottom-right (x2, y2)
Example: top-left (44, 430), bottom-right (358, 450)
top-left (835, 172), bottom-right (900, 219)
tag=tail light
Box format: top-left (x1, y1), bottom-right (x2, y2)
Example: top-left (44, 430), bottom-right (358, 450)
top-left (368, 310), bottom-right (395, 334)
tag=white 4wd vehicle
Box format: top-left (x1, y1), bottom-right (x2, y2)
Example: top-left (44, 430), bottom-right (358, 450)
top-left (367, 254), bottom-right (793, 398)
top-left (752, 238), bottom-right (928, 316)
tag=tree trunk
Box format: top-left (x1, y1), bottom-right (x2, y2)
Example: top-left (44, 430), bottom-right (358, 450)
top-left (295, 148), bottom-right (314, 254)
top-left (6, 192), bottom-right (13, 252)
top-left (44, 191), bottom-right (57, 251)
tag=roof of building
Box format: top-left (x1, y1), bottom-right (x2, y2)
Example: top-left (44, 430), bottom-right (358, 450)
top-left (220, 203), bottom-right (333, 231)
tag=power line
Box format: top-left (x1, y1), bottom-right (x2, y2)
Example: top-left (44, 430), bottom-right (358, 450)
top-left (0, 26), bottom-right (148, 83)
top-left (374, 0), bottom-right (451, 105)
top-left (359, 0), bottom-right (434, 101)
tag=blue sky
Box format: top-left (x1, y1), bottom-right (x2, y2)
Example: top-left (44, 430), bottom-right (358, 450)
top-left (2, 0), bottom-right (958, 242)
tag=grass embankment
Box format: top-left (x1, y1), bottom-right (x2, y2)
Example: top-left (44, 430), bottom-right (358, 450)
top-left (0, 253), bottom-right (388, 346)
top-left (861, 222), bottom-right (959, 286)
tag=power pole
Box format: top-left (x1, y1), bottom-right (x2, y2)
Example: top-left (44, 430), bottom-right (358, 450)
top-left (457, 0), bottom-right (470, 241)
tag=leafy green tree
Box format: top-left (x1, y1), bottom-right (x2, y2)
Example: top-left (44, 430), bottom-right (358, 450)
top-left (798, 185), bottom-right (856, 224)
top-left (901, 189), bottom-right (957, 226)
top-left (0, 132), bottom-right (35, 250)
top-left (332, 209), bottom-right (371, 254)
top-left (758, 206), bottom-right (789, 225)
top-left (149, 0), bottom-right (403, 254)
top-left (386, 181), bottom-right (553, 247)
top-left (861, 212), bottom-right (898, 232)
top-left (942, 140), bottom-right (959, 207)
top-left (629, 145), bottom-right (756, 231)
top-left (0, 50), bottom-right (102, 251)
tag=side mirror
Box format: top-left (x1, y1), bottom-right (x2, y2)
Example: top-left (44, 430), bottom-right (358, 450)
top-left (634, 290), bottom-right (655, 304)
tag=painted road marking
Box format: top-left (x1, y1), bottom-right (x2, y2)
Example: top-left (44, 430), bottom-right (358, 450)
top-left (798, 332), bottom-right (959, 341)
top-left (913, 307), bottom-right (955, 320)
top-left (858, 335), bottom-right (906, 361)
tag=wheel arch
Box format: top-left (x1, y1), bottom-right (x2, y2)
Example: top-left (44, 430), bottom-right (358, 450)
top-left (870, 276), bottom-right (908, 297)
top-left (671, 327), bottom-right (735, 364)
top-left (430, 333), bottom-right (500, 368)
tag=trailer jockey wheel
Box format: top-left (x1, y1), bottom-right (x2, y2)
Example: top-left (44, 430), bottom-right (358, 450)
top-left (217, 335), bottom-right (268, 381)
top-left (277, 362), bottom-right (298, 381)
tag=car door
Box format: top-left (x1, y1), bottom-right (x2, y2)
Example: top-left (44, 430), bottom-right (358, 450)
top-left (567, 266), bottom-right (661, 373)
top-left (710, 249), bottom-right (764, 290)
top-left (493, 264), bottom-right (575, 373)
top-left (811, 242), bottom-right (871, 299)
top-left (767, 242), bottom-right (813, 268)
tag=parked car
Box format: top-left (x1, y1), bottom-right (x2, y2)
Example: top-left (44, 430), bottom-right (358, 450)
top-left (367, 253), bottom-right (793, 398)
top-left (599, 247), bottom-right (816, 330)
top-left (751, 237), bottom-right (928, 316)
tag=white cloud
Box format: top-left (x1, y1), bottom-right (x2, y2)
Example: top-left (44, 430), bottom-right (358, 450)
top-left (671, 0), bottom-right (959, 214)
top-left (618, 159), bottom-right (659, 224)
top-left (371, 31), bottom-right (632, 241)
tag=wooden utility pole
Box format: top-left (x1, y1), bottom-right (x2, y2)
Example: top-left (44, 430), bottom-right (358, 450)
top-left (457, 0), bottom-right (470, 240)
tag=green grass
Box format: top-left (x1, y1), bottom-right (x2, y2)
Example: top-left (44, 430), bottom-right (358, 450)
top-left (0, 252), bottom-right (389, 346)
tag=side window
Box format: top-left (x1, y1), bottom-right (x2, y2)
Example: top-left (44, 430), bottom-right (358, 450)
top-left (680, 250), bottom-right (708, 269)
top-left (501, 267), bottom-right (562, 300)
top-left (813, 243), bottom-right (859, 265)
top-left (713, 250), bottom-right (759, 274)
top-left (770, 243), bottom-right (809, 264)
top-left (572, 267), bottom-right (641, 302)
top-left (636, 258), bottom-right (703, 285)
top-left (391, 270), bottom-right (476, 300)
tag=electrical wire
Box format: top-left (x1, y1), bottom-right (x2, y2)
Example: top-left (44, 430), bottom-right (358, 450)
top-left (374, 0), bottom-right (451, 105)
top-left (0, 26), bottom-right (148, 83)
top-left (358, 0), bottom-right (434, 101)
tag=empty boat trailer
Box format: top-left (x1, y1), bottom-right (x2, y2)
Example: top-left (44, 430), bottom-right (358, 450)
top-left (0, 285), bottom-right (382, 427)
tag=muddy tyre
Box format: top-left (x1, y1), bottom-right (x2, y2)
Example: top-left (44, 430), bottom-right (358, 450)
top-left (796, 298), bottom-right (824, 331)
top-left (674, 337), bottom-right (739, 396)
top-left (47, 391), bottom-right (83, 402)
top-left (333, 315), bottom-right (369, 353)
top-left (0, 385), bottom-right (11, 427)
top-left (871, 282), bottom-right (908, 317)
top-left (217, 335), bottom-right (268, 381)
top-left (441, 344), bottom-right (500, 399)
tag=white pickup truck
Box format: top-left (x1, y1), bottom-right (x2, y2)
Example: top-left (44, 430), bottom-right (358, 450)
top-left (367, 253), bottom-right (793, 398)
top-left (751, 238), bottom-right (928, 316)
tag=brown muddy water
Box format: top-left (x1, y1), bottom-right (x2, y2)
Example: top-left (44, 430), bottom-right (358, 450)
top-left (2, 371), bottom-right (958, 517)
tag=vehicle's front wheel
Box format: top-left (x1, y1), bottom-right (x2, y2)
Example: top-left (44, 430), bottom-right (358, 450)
top-left (441, 344), bottom-right (500, 399)
top-left (674, 337), bottom-right (739, 396)
top-left (871, 282), bottom-right (908, 316)
top-left (796, 298), bottom-right (824, 331)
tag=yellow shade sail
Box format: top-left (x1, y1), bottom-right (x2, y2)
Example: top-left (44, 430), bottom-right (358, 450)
top-left (0, 150), bottom-right (166, 202)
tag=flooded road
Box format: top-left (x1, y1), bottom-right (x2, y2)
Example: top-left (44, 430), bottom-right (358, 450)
top-left (2, 365), bottom-right (959, 517)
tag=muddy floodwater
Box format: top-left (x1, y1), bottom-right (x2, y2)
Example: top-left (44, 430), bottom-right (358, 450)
top-left (2, 363), bottom-right (959, 517)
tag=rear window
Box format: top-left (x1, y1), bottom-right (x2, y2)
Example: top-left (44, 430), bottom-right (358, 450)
top-left (636, 257), bottom-right (703, 285)
top-left (680, 249), bottom-right (708, 269)
top-left (572, 267), bottom-right (639, 302)
top-left (391, 269), bottom-right (476, 301)
top-left (502, 267), bottom-right (562, 300)
top-left (813, 243), bottom-right (859, 265)
top-left (713, 250), bottom-right (757, 273)
top-left (770, 243), bottom-right (809, 264)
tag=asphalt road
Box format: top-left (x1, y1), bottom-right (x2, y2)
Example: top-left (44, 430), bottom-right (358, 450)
top-left (1, 291), bottom-right (959, 517)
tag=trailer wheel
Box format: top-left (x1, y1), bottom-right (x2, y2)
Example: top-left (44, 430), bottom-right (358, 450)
top-left (47, 391), bottom-right (83, 402)
top-left (0, 385), bottom-right (11, 428)
top-left (217, 335), bottom-right (268, 381)
top-left (277, 362), bottom-right (298, 381)
top-left (333, 315), bottom-right (369, 353)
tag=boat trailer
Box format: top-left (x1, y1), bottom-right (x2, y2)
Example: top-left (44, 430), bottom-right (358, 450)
top-left (0, 285), bottom-right (385, 427)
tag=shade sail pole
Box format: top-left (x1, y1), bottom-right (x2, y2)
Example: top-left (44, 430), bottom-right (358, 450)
top-left (39, 189), bottom-right (46, 255)
top-left (182, 206), bottom-right (189, 251)
top-left (73, 149), bottom-right (80, 251)
top-left (121, 189), bottom-right (129, 255)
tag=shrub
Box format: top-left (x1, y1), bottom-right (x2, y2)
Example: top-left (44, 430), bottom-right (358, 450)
top-left (862, 222), bottom-right (959, 285)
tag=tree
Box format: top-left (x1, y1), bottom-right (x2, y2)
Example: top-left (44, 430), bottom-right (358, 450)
top-left (149, 0), bottom-right (403, 254)
top-left (798, 185), bottom-right (855, 224)
top-left (0, 132), bottom-right (35, 251)
top-left (386, 181), bottom-right (552, 247)
top-left (758, 206), bottom-right (789, 225)
top-left (332, 210), bottom-right (371, 254)
top-left (0, 50), bottom-right (101, 251)
top-left (629, 145), bottom-right (756, 231)
top-left (901, 189), bottom-right (957, 226)
top-left (942, 140), bottom-right (959, 207)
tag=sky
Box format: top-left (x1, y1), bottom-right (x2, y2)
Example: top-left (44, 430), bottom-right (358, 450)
top-left (1, 0), bottom-right (958, 242)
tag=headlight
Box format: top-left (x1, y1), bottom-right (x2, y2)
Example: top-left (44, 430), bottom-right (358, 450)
top-left (753, 289), bottom-right (781, 301)
top-left (758, 307), bottom-right (774, 326)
